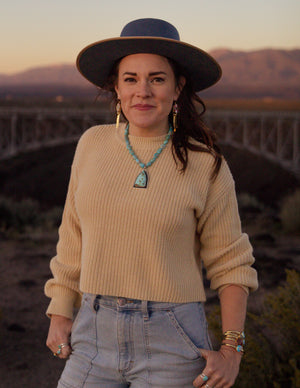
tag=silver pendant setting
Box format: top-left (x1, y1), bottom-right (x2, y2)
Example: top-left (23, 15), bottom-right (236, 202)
top-left (133, 170), bottom-right (148, 189)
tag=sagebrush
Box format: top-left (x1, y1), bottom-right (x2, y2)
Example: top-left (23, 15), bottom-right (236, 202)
top-left (207, 270), bottom-right (300, 388)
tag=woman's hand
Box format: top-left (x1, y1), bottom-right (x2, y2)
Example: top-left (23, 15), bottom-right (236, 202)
top-left (46, 314), bottom-right (73, 359)
top-left (193, 346), bottom-right (242, 388)
top-left (193, 285), bottom-right (247, 387)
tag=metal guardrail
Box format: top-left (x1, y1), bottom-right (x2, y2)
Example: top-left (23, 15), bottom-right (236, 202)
top-left (0, 108), bottom-right (299, 177)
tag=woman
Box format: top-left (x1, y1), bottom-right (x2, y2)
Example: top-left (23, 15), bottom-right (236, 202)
top-left (45, 18), bottom-right (258, 388)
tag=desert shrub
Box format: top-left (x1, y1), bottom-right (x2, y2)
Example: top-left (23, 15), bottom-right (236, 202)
top-left (280, 189), bottom-right (300, 233)
top-left (258, 270), bottom-right (300, 387)
top-left (0, 196), bottom-right (41, 233)
top-left (237, 317), bottom-right (276, 387)
top-left (0, 196), bottom-right (64, 235)
top-left (207, 270), bottom-right (300, 387)
top-left (0, 196), bottom-right (15, 230)
top-left (14, 198), bottom-right (41, 232)
top-left (237, 193), bottom-right (265, 225)
top-left (237, 193), bottom-right (264, 212)
top-left (42, 206), bottom-right (63, 229)
top-left (207, 306), bottom-right (275, 387)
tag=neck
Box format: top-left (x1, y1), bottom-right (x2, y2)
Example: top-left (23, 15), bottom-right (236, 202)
top-left (127, 122), bottom-right (169, 137)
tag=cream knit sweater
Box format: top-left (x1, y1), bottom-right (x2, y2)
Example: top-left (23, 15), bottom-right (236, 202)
top-left (45, 124), bottom-right (258, 319)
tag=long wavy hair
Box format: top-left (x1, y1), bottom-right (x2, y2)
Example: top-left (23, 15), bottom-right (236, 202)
top-left (103, 57), bottom-right (222, 180)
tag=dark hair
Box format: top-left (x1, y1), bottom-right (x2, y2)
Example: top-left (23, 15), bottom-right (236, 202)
top-left (104, 57), bottom-right (222, 180)
top-left (167, 58), bottom-right (222, 179)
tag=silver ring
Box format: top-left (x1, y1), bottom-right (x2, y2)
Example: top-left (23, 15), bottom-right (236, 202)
top-left (200, 373), bottom-right (209, 382)
top-left (53, 342), bottom-right (69, 357)
top-left (205, 384), bottom-right (210, 388)
top-left (58, 342), bottom-right (69, 349)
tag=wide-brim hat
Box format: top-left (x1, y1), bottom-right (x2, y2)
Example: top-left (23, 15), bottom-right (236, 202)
top-left (77, 18), bottom-right (222, 92)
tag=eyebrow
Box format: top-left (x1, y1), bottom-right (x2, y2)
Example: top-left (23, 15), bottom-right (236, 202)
top-left (122, 71), bottom-right (167, 76)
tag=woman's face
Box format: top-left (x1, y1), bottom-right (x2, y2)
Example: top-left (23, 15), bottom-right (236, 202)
top-left (115, 53), bottom-right (184, 136)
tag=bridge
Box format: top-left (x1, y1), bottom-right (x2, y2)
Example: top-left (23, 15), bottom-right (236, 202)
top-left (0, 107), bottom-right (299, 177)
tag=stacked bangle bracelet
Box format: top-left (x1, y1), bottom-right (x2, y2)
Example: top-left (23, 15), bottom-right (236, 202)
top-left (222, 330), bottom-right (245, 354)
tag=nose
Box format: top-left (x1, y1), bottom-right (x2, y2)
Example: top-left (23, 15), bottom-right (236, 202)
top-left (136, 80), bottom-right (152, 98)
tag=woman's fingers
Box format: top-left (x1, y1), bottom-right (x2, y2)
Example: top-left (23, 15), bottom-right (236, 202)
top-left (199, 348), bottom-right (210, 359)
top-left (193, 370), bottom-right (210, 387)
top-left (46, 314), bottom-right (73, 359)
top-left (193, 349), bottom-right (213, 387)
top-left (193, 348), bottom-right (241, 387)
top-left (53, 342), bottom-right (72, 359)
top-left (50, 339), bottom-right (72, 359)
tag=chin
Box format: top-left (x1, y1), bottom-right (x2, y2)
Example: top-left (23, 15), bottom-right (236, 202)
top-left (131, 118), bottom-right (167, 130)
top-left (128, 112), bottom-right (163, 128)
top-left (129, 121), bottom-right (155, 130)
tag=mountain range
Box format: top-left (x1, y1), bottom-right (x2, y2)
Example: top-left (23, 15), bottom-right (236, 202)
top-left (1, 48), bottom-right (300, 99)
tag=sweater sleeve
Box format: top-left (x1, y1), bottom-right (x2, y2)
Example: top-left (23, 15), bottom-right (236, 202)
top-left (44, 161), bottom-right (82, 319)
top-left (196, 160), bottom-right (258, 292)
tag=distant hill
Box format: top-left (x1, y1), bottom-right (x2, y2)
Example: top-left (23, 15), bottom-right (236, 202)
top-left (202, 48), bottom-right (300, 99)
top-left (211, 48), bottom-right (300, 86)
top-left (0, 64), bottom-right (86, 86)
top-left (1, 49), bottom-right (300, 99)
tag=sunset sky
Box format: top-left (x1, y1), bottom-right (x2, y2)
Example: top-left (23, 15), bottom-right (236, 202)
top-left (1, 0), bottom-right (299, 74)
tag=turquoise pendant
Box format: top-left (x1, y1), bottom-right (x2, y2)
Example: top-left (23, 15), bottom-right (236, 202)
top-left (134, 170), bottom-right (148, 188)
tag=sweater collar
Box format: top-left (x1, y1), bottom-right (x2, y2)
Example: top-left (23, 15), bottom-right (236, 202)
top-left (115, 123), bottom-right (173, 149)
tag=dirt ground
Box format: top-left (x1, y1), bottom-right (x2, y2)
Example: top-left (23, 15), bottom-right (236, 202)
top-left (0, 232), bottom-right (65, 388)
top-left (0, 228), bottom-right (299, 388)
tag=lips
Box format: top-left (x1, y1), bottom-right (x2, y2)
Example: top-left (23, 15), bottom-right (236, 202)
top-left (132, 104), bottom-right (155, 111)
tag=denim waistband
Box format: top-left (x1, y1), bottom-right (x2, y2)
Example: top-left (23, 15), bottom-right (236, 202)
top-left (83, 293), bottom-right (201, 313)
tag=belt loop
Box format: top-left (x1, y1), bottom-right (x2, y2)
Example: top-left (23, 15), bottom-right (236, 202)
top-left (141, 300), bottom-right (149, 321)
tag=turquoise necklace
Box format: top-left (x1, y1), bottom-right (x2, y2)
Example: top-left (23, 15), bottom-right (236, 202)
top-left (124, 123), bottom-right (173, 188)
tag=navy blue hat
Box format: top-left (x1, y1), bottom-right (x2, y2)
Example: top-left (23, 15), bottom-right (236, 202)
top-left (77, 18), bottom-right (221, 92)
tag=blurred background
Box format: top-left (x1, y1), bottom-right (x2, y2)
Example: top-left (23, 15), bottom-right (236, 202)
top-left (0, 1), bottom-right (299, 387)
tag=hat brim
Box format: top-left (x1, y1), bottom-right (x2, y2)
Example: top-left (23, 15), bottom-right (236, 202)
top-left (76, 37), bottom-right (222, 92)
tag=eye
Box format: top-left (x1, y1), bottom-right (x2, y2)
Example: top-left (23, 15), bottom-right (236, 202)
top-left (124, 77), bottom-right (136, 83)
top-left (151, 77), bottom-right (165, 84)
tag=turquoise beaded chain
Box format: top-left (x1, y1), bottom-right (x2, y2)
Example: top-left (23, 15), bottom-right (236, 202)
top-left (124, 123), bottom-right (173, 188)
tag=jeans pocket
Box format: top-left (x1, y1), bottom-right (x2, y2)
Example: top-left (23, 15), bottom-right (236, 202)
top-left (70, 294), bottom-right (95, 347)
top-left (167, 302), bottom-right (211, 357)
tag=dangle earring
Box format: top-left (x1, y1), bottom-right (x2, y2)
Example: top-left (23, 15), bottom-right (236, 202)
top-left (116, 99), bottom-right (121, 128)
top-left (173, 101), bottom-right (178, 132)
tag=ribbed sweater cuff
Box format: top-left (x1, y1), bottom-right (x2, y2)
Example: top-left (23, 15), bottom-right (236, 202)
top-left (46, 294), bottom-right (79, 320)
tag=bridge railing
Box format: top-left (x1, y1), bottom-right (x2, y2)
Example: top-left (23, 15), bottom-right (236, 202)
top-left (0, 107), bottom-right (299, 177)
top-left (205, 110), bottom-right (299, 176)
top-left (0, 107), bottom-right (113, 159)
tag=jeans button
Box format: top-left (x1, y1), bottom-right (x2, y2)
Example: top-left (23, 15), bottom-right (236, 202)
top-left (93, 298), bottom-right (100, 311)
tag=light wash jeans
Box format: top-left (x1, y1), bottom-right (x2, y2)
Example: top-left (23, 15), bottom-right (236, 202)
top-left (58, 294), bottom-right (212, 388)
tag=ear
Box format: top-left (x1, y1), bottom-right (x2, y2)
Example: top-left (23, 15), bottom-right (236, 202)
top-left (175, 76), bottom-right (186, 99)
